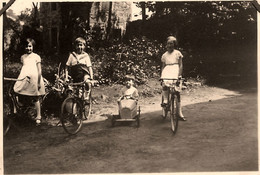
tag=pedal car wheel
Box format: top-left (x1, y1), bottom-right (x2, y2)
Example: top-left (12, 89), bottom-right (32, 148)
top-left (136, 115), bottom-right (140, 127)
top-left (136, 106), bottom-right (140, 127)
top-left (111, 115), bottom-right (116, 127)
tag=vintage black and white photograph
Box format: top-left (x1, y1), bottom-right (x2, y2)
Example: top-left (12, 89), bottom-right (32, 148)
top-left (1, 0), bottom-right (258, 174)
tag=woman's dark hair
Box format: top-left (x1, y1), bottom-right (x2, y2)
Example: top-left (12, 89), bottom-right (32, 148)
top-left (21, 38), bottom-right (36, 49)
top-left (26, 38), bottom-right (36, 47)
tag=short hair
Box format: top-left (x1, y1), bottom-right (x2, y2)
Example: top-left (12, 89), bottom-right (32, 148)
top-left (167, 36), bottom-right (177, 45)
top-left (25, 38), bottom-right (36, 47)
top-left (74, 37), bottom-right (86, 46)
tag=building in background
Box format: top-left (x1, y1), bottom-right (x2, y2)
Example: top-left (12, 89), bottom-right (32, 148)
top-left (39, 2), bottom-right (132, 54)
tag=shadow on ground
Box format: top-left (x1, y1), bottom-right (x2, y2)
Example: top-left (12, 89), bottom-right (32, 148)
top-left (3, 91), bottom-right (258, 174)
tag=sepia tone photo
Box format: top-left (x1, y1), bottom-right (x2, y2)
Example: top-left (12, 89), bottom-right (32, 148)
top-left (1, 0), bottom-right (258, 174)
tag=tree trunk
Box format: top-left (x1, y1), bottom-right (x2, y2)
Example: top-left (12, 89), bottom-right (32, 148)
top-left (141, 2), bottom-right (146, 22)
top-left (106, 2), bottom-right (112, 40)
top-left (32, 2), bottom-right (39, 26)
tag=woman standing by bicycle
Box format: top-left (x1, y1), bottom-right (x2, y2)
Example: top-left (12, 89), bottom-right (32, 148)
top-left (13, 38), bottom-right (45, 124)
top-left (161, 36), bottom-right (186, 121)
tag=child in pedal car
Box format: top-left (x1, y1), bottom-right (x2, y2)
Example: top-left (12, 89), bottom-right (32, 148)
top-left (118, 75), bottom-right (139, 103)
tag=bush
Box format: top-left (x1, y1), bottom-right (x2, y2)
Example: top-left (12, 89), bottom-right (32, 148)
top-left (4, 37), bottom-right (201, 87)
top-left (92, 37), bottom-right (163, 85)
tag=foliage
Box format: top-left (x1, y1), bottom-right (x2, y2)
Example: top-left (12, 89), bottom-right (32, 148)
top-left (4, 1), bottom-right (257, 87)
top-left (4, 6), bottom-right (42, 60)
top-left (91, 37), bottom-right (163, 85)
top-left (129, 1), bottom-right (257, 81)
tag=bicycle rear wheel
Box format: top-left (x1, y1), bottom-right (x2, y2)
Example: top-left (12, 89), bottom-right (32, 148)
top-left (60, 97), bottom-right (83, 135)
top-left (3, 115), bottom-right (11, 136)
top-left (170, 94), bottom-right (179, 134)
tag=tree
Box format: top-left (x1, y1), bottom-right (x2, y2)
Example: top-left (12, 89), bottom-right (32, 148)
top-left (32, 2), bottom-right (39, 27)
top-left (140, 2), bottom-right (146, 22)
top-left (106, 2), bottom-right (112, 40)
top-left (59, 2), bottom-right (93, 54)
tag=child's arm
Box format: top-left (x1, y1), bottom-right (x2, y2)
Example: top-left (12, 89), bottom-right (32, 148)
top-left (65, 65), bottom-right (69, 82)
top-left (178, 57), bottom-right (183, 78)
top-left (36, 62), bottom-right (42, 90)
top-left (161, 54), bottom-right (166, 75)
top-left (65, 54), bottom-right (71, 82)
top-left (133, 89), bottom-right (139, 101)
top-left (117, 96), bottom-right (123, 102)
top-left (117, 89), bottom-right (125, 102)
top-left (85, 54), bottom-right (93, 80)
top-left (88, 66), bottom-right (93, 79)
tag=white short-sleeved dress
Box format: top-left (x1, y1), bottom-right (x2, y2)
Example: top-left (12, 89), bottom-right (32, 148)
top-left (13, 53), bottom-right (45, 96)
top-left (123, 86), bottom-right (139, 100)
top-left (161, 49), bottom-right (183, 79)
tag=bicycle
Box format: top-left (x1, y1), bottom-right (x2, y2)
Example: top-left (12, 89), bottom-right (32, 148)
top-left (60, 79), bottom-right (97, 135)
top-left (41, 66), bottom-right (69, 117)
top-left (160, 78), bottom-right (184, 134)
top-left (3, 76), bottom-right (50, 135)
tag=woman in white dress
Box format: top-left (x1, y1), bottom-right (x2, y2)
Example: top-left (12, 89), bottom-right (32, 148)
top-left (161, 36), bottom-right (186, 121)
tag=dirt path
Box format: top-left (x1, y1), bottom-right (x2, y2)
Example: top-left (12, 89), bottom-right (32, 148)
top-left (3, 85), bottom-right (258, 174)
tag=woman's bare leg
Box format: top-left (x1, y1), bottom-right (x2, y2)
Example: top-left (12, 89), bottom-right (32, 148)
top-left (35, 99), bottom-right (41, 123)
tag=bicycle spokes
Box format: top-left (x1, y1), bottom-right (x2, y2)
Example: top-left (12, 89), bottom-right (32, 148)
top-left (170, 96), bottom-right (178, 134)
top-left (61, 97), bottom-right (83, 135)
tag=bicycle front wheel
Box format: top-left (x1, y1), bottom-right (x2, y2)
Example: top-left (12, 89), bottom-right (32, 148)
top-left (83, 92), bottom-right (92, 120)
top-left (170, 94), bottom-right (179, 134)
top-left (161, 95), bottom-right (168, 119)
top-left (60, 97), bottom-right (83, 135)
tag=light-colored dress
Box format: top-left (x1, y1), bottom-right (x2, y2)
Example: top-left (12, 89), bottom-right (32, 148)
top-left (13, 53), bottom-right (45, 96)
top-left (161, 49), bottom-right (183, 79)
top-left (123, 86), bottom-right (139, 100)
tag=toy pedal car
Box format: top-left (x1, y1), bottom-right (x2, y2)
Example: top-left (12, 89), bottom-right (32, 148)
top-left (111, 98), bottom-right (140, 127)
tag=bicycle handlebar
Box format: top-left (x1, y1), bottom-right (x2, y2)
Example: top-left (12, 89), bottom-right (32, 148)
top-left (67, 79), bottom-right (98, 86)
top-left (159, 78), bottom-right (185, 81)
top-left (4, 76), bottom-right (30, 82)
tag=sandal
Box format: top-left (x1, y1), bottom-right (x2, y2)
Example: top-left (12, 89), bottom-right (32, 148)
top-left (178, 116), bottom-right (187, 121)
top-left (161, 103), bottom-right (168, 107)
top-left (35, 116), bottom-right (42, 125)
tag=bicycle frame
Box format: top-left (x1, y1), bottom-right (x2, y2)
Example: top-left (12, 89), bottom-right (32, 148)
top-left (162, 79), bottom-right (181, 107)
top-left (161, 78), bottom-right (183, 134)
top-left (4, 77), bottom-right (36, 116)
top-left (60, 79), bottom-right (97, 135)
top-left (66, 79), bottom-right (97, 99)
